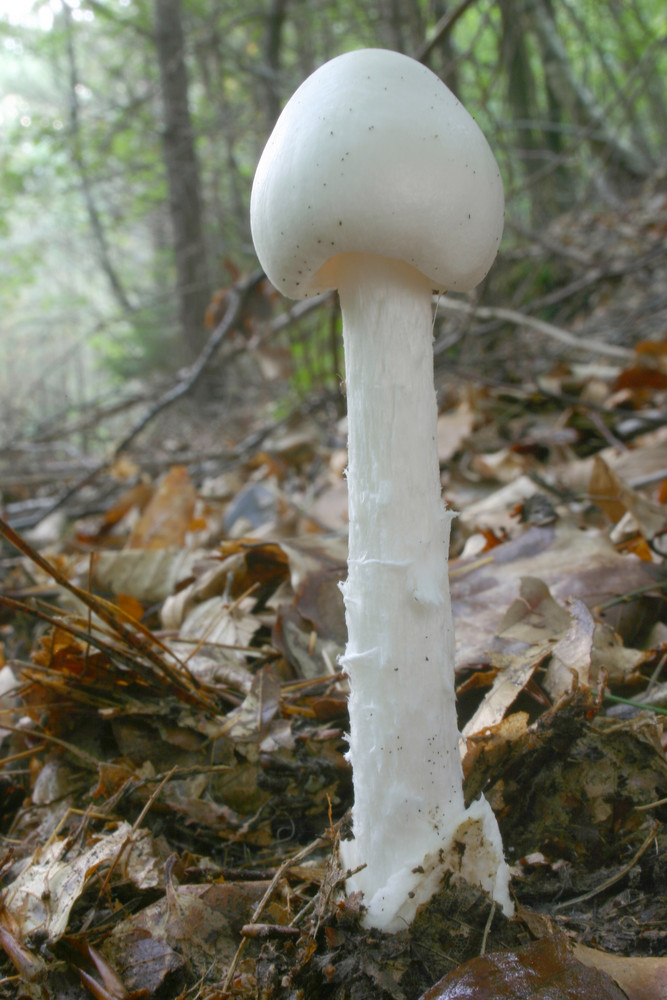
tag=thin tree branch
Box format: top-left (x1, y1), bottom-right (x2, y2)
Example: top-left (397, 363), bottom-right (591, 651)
top-left (80, 0), bottom-right (155, 40)
top-left (435, 298), bottom-right (633, 360)
top-left (414, 0), bottom-right (480, 64)
top-left (527, 0), bottom-right (649, 180)
top-left (10, 271), bottom-right (264, 530)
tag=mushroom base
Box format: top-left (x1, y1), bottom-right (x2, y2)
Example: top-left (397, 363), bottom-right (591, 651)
top-left (341, 795), bottom-right (513, 932)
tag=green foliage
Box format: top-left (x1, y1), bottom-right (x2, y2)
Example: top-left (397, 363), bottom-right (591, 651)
top-left (93, 307), bottom-right (182, 381)
top-left (0, 0), bottom-right (665, 428)
top-left (288, 309), bottom-right (342, 399)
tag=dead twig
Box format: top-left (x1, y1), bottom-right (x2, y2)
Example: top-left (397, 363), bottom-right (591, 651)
top-left (435, 297), bottom-right (633, 360)
top-left (9, 270), bottom-right (264, 530)
top-left (0, 517), bottom-right (215, 708)
top-left (221, 833), bottom-right (331, 995)
top-left (98, 766), bottom-right (179, 897)
top-left (553, 822), bottom-right (659, 911)
top-left (239, 923), bottom-right (301, 939)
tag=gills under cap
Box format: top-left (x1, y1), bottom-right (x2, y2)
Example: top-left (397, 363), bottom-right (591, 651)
top-left (250, 48), bottom-right (504, 299)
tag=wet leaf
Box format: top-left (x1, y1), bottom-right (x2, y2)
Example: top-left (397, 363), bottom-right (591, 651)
top-left (419, 935), bottom-right (628, 999)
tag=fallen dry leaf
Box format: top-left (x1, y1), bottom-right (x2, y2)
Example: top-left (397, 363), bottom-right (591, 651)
top-left (103, 876), bottom-right (268, 988)
top-left (573, 943), bottom-right (667, 1000)
top-left (461, 576), bottom-right (570, 739)
top-left (0, 823), bottom-right (162, 943)
top-left (437, 401), bottom-right (475, 463)
top-left (127, 465), bottom-right (198, 549)
top-left (93, 546), bottom-right (205, 603)
top-left (590, 455), bottom-right (667, 539)
top-left (451, 520), bottom-right (664, 669)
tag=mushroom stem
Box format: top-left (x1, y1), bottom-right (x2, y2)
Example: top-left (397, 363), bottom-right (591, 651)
top-left (336, 253), bottom-right (511, 931)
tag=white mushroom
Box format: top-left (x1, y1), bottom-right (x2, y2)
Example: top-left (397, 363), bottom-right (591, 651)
top-left (251, 47), bottom-right (512, 932)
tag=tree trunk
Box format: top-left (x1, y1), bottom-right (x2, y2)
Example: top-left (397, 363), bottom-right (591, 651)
top-left (262, 0), bottom-right (289, 129)
top-left (377, 0), bottom-right (426, 55)
top-left (154, 0), bottom-right (210, 365)
top-left (63, 4), bottom-right (133, 315)
top-left (498, 0), bottom-right (569, 220)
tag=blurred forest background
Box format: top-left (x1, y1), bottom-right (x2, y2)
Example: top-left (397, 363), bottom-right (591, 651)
top-left (0, 0), bottom-right (665, 487)
top-left (1, 9), bottom-right (667, 993)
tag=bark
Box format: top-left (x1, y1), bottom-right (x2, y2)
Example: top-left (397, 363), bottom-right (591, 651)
top-left (154, 0), bottom-right (211, 364)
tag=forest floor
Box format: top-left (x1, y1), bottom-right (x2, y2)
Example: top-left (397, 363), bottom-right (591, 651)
top-left (1, 172), bottom-right (667, 999)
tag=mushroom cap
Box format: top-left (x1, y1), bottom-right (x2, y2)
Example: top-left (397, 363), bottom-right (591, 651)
top-left (250, 48), bottom-right (504, 299)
